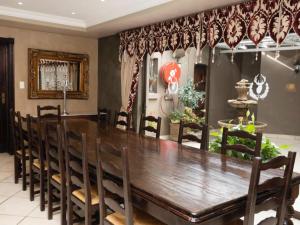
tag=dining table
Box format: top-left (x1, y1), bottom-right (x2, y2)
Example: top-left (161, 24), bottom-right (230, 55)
top-left (57, 118), bottom-right (300, 225)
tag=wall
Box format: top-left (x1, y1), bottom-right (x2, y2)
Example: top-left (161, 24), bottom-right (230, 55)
top-left (0, 25), bottom-right (98, 115)
top-left (98, 35), bottom-right (122, 114)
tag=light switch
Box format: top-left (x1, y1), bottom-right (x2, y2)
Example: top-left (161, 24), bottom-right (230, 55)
top-left (19, 81), bottom-right (25, 89)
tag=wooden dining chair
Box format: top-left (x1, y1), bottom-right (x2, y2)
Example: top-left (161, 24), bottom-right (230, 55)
top-left (65, 130), bottom-right (99, 225)
top-left (178, 120), bottom-right (208, 150)
top-left (10, 109), bottom-right (29, 191)
top-left (45, 122), bottom-right (66, 225)
top-left (139, 114), bottom-right (162, 139)
top-left (98, 108), bottom-right (111, 124)
top-left (37, 105), bottom-right (61, 121)
top-left (243, 151), bottom-right (296, 225)
top-left (27, 115), bottom-right (47, 211)
top-left (96, 138), bottom-right (166, 225)
top-left (114, 111), bottom-right (130, 130)
top-left (221, 127), bottom-right (262, 158)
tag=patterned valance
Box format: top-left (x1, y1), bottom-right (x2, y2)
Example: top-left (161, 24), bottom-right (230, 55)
top-left (119, 0), bottom-right (300, 60)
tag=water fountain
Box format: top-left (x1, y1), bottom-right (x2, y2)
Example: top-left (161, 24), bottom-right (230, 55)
top-left (218, 79), bottom-right (267, 132)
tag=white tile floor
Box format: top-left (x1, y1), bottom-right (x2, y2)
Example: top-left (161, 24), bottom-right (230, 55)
top-left (0, 133), bottom-right (299, 225)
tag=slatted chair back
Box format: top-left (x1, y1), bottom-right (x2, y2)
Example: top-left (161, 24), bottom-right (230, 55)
top-left (96, 138), bottom-right (133, 225)
top-left (221, 127), bottom-right (262, 158)
top-left (139, 114), bottom-right (162, 139)
top-left (37, 105), bottom-right (61, 121)
top-left (65, 130), bottom-right (92, 205)
top-left (98, 108), bottom-right (111, 124)
top-left (45, 122), bottom-right (65, 185)
top-left (27, 115), bottom-right (43, 166)
top-left (114, 111), bottom-right (130, 130)
top-left (178, 120), bottom-right (208, 150)
top-left (244, 152), bottom-right (296, 225)
top-left (10, 109), bottom-right (23, 152)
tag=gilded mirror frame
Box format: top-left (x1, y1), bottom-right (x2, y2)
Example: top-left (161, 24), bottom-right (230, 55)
top-left (28, 48), bottom-right (89, 99)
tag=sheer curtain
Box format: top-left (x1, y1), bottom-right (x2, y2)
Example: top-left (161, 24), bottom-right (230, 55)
top-left (120, 51), bottom-right (137, 111)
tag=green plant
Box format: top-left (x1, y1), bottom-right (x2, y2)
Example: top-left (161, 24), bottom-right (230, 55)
top-left (178, 80), bottom-right (204, 109)
top-left (169, 107), bottom-right (205, 124)
top-left (169, 110), bottom-right (183, 123)
top-left (209, 124), bottom-right (285, 162)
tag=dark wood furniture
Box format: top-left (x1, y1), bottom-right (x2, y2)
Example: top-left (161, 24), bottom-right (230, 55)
top-left (45, 122), bottom-right (66, 225)
top-left (243, 152), bottom-right (296, 225)
top-left (27, 115), bottom-right (47, 211)
top-left (139, 114), bottom-right (161, 139)
top-left (221, 127), bottom-right (262, 158)
top-left (178, 120), bottom-right (208, 150)
top-left (37, 105), bottom-right (61, 121)
top-left (97, 108), bottom-right (111, 124)
top-left (114, 111), bottom-right (130, 130)
top-left (64, 130), bottom-right (99, 225)
top-left (10, 109), bottom-right (29, 190)
top-left (96, 138), bottom-right (166, 225)
top-left (62, 119), bottom-right (300, 225)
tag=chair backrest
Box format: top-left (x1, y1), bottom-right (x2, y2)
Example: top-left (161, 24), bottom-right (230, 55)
top-left (96, 138), bottom-right (133, 225)
top-left (114, 111), bottom-right (130, 130)
top-left (10, 109), bottom-right (23, 152)
top-left (37, 105), bottom-right (61, 121)
top-left (178, 120), bottom-right (208, 150)
top-left (244, 152), bottom-right (296, 225)
top-left (27, 115), bottom-right (43, 164)
top-left (139, 114), bottom-right (161, 139)
top-left (221, 127), bottom-right (262, 158)
top-left (98, 108), bottom-right (111, 124)
top-left (64, 130), bottom-right (92, 204)
top-left (45, 122), bottom-right (65, 185)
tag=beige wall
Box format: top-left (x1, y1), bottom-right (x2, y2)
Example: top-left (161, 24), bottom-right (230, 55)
top-left (0, 25), bottom-right (98, 116)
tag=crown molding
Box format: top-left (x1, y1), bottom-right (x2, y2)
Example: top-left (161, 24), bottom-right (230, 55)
top-left (0, 6), bottom-right (86, 28)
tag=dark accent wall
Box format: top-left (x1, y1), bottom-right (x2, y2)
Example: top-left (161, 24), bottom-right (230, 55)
top-left (98, 35), bottom-right (122, 113)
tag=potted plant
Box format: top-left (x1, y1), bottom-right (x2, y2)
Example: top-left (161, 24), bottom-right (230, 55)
top-left (169, 80), bottom-right (205, 141)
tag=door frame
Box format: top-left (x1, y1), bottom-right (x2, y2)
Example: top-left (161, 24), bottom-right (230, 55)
top-left (0, 37), bottom-right (15, 154)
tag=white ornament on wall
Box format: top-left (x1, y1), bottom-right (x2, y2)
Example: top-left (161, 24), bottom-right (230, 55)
top-left (249, 74), bottom-right (270, 100)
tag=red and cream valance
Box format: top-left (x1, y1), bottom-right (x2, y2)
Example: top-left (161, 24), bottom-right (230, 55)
top-left (119, 0), bottom-right (300, 60)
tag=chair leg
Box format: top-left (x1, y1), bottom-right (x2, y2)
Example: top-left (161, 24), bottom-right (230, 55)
top-left (21, 157), bottom-right (27, 191)
top-left (29, 165), bottom-right (34, 201)
top-left (85, 204), bottom-right (91, 225)
top-left (47, 180), bottom-right (53, 220)
top-left (67, 197), bottom-right (73, 225)
top-left (61, 185), bottom-right (67, 225)
top-left (40, 170), bottom-right (45, 211)
top-left (14, 155), bottom-right (20, 184)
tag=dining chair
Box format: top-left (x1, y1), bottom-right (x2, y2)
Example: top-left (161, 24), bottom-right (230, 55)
top-left (98, 108), bottom-right (111, 124)
top-left (96, 138), bottom-right (166, 225)
top-left (10, 109), bottom-right (29, 191)
top-left (45, 122), bottom-right (66, 225)
top-left (37, 105), bottom-right (61, 121)
top-left (114, 111), bottom-right (130, 130)
top-left (65, 130), bottom-right (99, 225)
top-left (27, 115), bottom-right (47, 211)
top-left (178, 120), bottom-right (208, 150)
top-left (243, 151), bottom-right (296, 225)
top-left (139, 114), bottom-right (161, 139)
top-left (221, 127), bottom-right (262, 158)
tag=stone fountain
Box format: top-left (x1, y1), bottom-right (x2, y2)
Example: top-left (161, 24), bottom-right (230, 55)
top-left (218, 79), bottom-right (267, 132)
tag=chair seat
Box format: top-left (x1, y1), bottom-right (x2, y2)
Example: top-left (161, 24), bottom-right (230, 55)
top-left (51, 174), bottom-right (62, 184)
top-left (33, 159), bottom-right (48, 170)
top-left (72, 186), bottom-right (99, 205)
top-left (106, 208), bottom-right (166, 225)
top-left (16, 149), bottom-right (29, 157)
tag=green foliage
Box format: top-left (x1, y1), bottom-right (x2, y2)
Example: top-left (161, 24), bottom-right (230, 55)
top-left (178, 80), bottom-right (204, 109)
top-left (169, 107), bottom-right (204, 124)
top-left (209, 124), bottom-right (283, 162)
top-left (169, 110), bottom-right (183, 123)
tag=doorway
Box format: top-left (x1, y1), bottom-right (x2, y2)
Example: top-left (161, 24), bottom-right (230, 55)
top-left (0, 38), bottom-right (14, 154)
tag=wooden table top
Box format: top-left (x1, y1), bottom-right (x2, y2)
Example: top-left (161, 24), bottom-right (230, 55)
top-left (62, 119), bottom-right (300, 223)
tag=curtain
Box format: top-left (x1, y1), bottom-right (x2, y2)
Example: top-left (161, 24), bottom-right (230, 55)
top-left (120, 51), bottom-right (137, 111)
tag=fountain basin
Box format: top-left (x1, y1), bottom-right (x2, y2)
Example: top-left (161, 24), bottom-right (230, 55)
top-left (218, 119), bottom-right (267, 133)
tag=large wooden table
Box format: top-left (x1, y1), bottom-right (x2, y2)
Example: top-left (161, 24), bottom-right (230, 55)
top-left (61, 119), bottom-right (300, 225)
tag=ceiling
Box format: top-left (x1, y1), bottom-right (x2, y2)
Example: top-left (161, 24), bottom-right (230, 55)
top-left (0, 0), bottom-right (241, 38)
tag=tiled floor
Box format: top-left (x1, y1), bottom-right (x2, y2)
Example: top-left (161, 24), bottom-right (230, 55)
top-left (0, 134), bottom-right (299, 225)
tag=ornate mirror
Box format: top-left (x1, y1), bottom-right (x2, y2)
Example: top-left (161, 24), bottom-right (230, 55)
top-left (28, 48), bottom-right (89, 99)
